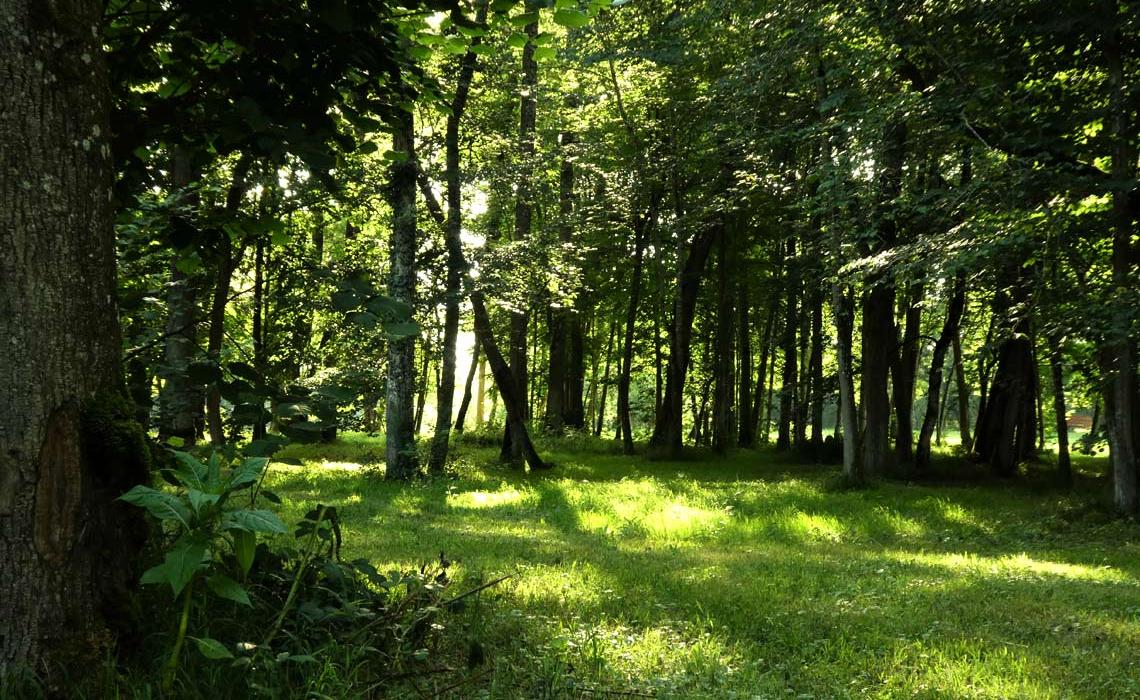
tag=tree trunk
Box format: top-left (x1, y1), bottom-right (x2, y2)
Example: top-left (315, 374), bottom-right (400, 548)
top-left (205, 155), bottom-right (253, 444)
top-left (712, 229), bottom-right (737, 453)
top-left (1, 1), bottom-right (149, 676)
top-left (953, 324), bottom-right (973, 450)
top-left (504, 16), bottom-right (539, 457)
top-left (752, 303), bottom-right (776, 444)
top-left (808, 283), bottom-right (825, 452)
top-left (777, 239), bottom-right (798, 451)
top-left (618, 212), bottom-right (649, 454)
top-left (455, 340), bottom-right (481, 434)
top-left (1048, 333), bottom-right (1072, 483)
top-left (1101, 12), bottom-right (1140, 513)
top-left (595, 320), bottom-right (616, 437)
top-left (649, 224), bottom-right (719, 454)
top-left (737, 280), bottom-right (755, 448)
top-left (893, 281), bottom-right (923, 467)
top-left (385, 109), bottom-right (420, 480)
top-left (250, 235), bottom-right (267, 440)
top-left (916, 274), bottom-right (966, 472)
top-left (427, 5), bottom-right (486, 472)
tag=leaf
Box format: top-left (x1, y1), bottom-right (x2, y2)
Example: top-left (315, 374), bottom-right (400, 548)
top-left (223, 509), bottom-right (288, 534)
top-left (171, 451), bottom-right (208, 490)
top-left (509, 11), bottom-right (539, 27)
top-left (233, 530), bottom-right (256, 576)
top-left (119, 486), bottom-right (191, 528)
top-left (553, 8), bottom-right (590, 28)
top-left (164, 535), bottom-right (208, 596)
top-left (207, 573), bottom-right (252, 606)
top-left (383, 321), bottom-right (421, 339)
top-left (188, 489), bottom-right (220, 514)
top-left (506, 33), bottom-right (527, 48)
top-left (246, 435), bottom-right (288, 457)
top-left (228, 457), bottom-right (269, 490)
top-left (192, 637), bottom-right (234, 660)
top-left (140, 563), bottom-right (168, 586)
top-left (534, 46), bottom-right (557, 61)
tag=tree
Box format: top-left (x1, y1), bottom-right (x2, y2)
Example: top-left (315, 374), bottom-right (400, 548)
top-left (0, 0), bottom-right (148, 676)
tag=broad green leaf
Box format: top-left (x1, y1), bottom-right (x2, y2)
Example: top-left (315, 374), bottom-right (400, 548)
top-left (553, 8), bottom-right (589, 28)
top-left (164, 536), bottom-right (208, 596)
top-left (509, 11), bottom-right (538, 27)
top-left (383, 321), bottom-right (421, 339)
top-left (192, 637), bottom-right (234, 660)
top-left (140, 563), bottom-right (167, 586)
top-left (207, 573), bottom-right (251, 606)
top-left (223, 509), bottom-right (288, 534)
top-left (228, 457), bottom-right (269, 490)
top-left (119, 486), bottom-right (191, 528)
top-left (171, 451), bottom-right (208, 490)
top-left (506, 33), bottom-right (527, 48)
top-left (233, 530), bottom-right (256, 576)
top-left (188, 489), bottom-right (220, 514)
top-left (535, 46), bottom-right (557, 61)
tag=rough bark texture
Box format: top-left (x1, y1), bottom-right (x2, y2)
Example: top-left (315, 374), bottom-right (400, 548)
top-left (860, 118), bottom-right (906, 478)
top-left (1, 0), bottom-right (148, 677)
top-left (385, 110), bottom-right (419, 480)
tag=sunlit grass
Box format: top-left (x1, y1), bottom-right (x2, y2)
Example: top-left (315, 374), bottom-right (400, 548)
top-left (267, 433), bottom-right (1140, 699)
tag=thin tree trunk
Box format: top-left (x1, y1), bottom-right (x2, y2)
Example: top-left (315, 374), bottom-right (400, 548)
top-left (893, 281), bottom-right (924, 467)
top-left (738, 279), bottom-right (755, 448)
top-left (778, 239), bottom-right (798, 450)
top-left (916, 274), bottom-right (966, 472)
top-left (954, 325), bottom-right (973, 449)
top-left (455, 340), bottom-right (481, 434)
top-left (1048, 333), bottom-right (1072, 483)
top-left (251, 235), bottom-right (266, 441)
top-left (385, 109), bottom-right (419, 480)
top-left (618, 214), bottom-right (649, 454)
top-left (205, 155), bottom-right (253, 444)
top-left (595, 320), bottom-right (616, 437)
top-left (712, 229), bottom-right (737, 453)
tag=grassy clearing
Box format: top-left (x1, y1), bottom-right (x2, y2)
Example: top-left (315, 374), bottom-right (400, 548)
top-left (268, 434), bottom-right (1140, 699)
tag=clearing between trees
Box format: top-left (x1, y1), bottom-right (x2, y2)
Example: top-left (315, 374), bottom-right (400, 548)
top-left (266, 433), bottom-right (1140, 699)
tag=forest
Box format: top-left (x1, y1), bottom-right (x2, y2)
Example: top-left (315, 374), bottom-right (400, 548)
top-left (2, 0), bottom-right (1139, 697)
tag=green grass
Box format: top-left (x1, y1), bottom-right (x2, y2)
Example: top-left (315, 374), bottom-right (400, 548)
top-left (267, 433), bottom-right (1140, 699)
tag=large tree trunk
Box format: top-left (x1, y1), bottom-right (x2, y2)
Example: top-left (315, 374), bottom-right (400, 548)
top-left (649, 224), bottom-right (719, 454)
top-left (1102, 11), bottom-right (1140, 513)
top-left (385, 110), bottom-right (419, 480)
top-left (1, 1), bottom-right (148, 676)
top-left (973, 276), bottom-right (1037, 477)
top-left (545, 128), bottom-right (582, 432)
top-left (916, 274), bottom-right (966, 472)
top-left (860, 118), bottom-right (906, 478)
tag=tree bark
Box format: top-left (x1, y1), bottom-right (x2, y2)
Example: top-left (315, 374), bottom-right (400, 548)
top-left (428, 1), bottom-right (488, 472)
top-left (455, 340), bottom-right (481, 434)
top-left (649, 224), bottom-right (719, 454)
top-left (1101, 9), bottom-right (1140, 513)
top-left (953, 331), bottom-right (973, 449)
top-left (595, 320), bottom-right (616, 437)
top-left (893, 280), bottom-right (924, 467)
top-left (1047, 333), bottom-right (1072, 483)
top-left (711, 228), bottom-right (737, 453)
top-left (1, 1), bottom-right (148, 676)
top-left (777, 239), bottom-right (798, 451)
top-left (737, 279), bottom-right (755, 448)
top-left (205, 154), bottom-right (253, 444)
top-left (385, 109), bottom-right (419, 480)
top-left (916, 273), bottom-right (966, 472)
top-left (618, 208), bottom-right (651, 454)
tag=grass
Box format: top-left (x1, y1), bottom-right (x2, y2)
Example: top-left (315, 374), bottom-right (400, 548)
top-left (265, 433), bottom-right (1140, 699)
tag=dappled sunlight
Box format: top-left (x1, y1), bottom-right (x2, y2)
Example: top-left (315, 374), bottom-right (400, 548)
top-left (884, 549), bottom-right (1140, 585)
top-left (448, 488), bottom-right (533, 511)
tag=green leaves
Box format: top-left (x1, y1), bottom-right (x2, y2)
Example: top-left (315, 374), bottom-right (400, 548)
top-left (222, 509), bottom-right (288, 535)
top-left (120, 486), bottom-right (191, 528)
top-left (229, 457), bottom-right (270, 490)
top-left (233, 530), bottom-right (256, 576)
top-left (207, 574), bottom-right (251, 606)
top-left (192, 637), bottom-right (234, 660)
top-left (141, 535), bottom-right (208, 596)
top-left (553, 8), bottom-right (590, 28)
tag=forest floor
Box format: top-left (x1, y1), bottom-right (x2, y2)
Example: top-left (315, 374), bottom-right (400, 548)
top-left (268, 433), bottom-right (1140, 699)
